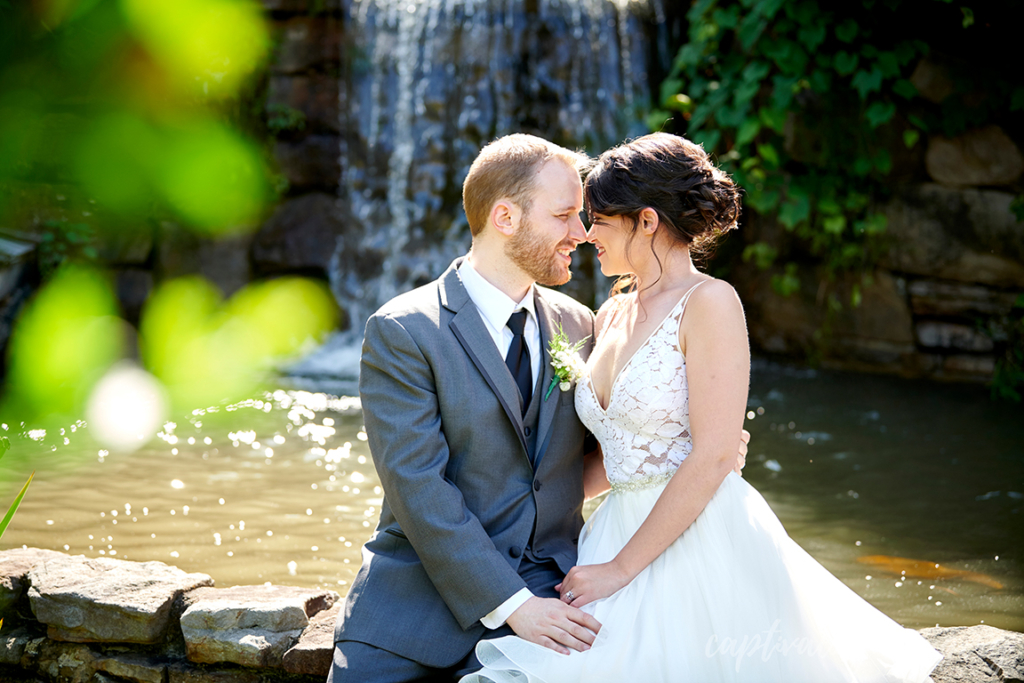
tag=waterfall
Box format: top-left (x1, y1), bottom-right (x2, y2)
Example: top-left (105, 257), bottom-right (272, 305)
top-left (289, 0), bottom-right (653, 385)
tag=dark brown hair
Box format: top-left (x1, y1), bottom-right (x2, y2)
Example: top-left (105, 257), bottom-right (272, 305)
top-left (584, 132), bottom-right (741, 294)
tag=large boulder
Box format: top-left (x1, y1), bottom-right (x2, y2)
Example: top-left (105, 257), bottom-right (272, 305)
top-left (880, 183), bottom-right (1024, 288)
top-left (26, 554), bottom-right (213, 644)
top-left (180, 584), bottom-right (338, 668)
top-left (926, 125), bottom-right (1024, 187)
top-left (922, 624), bottom-right (1024, 683)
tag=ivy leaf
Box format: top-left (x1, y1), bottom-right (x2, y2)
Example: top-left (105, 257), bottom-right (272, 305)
top-left (863, 213), bottom-right (888, 234)
top-left (823, 215), bottom-right (847, 235)
top-left (961, 6), bottom-right (974, 27)
top-left (738, 12), bottom-right (768, 51)
top-left (893, 40), bottom-right (918, 65)
top-left (903, 129), bottom-right (920, 148)
top-left (779, 195), bottom-right (810, 227)
top-left (736, 117), bottom-right (762, 146)
top-left (712, 6), bottom-right (740, 29)
top-left (852, 68), bottom-right (883, 99)
top-left (734, 80), bottom-right (760, 106)
top-left (907, 113), bottom-right (929, 132)
top-left (771, 74), bottom-right (799, 110)
top-left (742, 60), bottom-right (771, 83)
top-left (645, 110), bottom-right (671, 132)
top-left (893, 79), bottom-right (918, 99)
top-left (810, 69), bottom-right (832, 93)
top-left (835, 19), bottom-right (858, 42)
top-left (743, 242), bottom-right (778, 269)
top-left (691, 129), bottom-right (722, 153)
top-left (873, 149), bottom-right (892, 174)
top-left (834, 51), bottom-right (859, 76)
top-left (760, 0), bottom-right (787, 20)
top-left (876, 51), bottom-right (900, 78)
top-left (865, 100), bottom-right (896, 129)
top-left (757, 143), bottom-right (781, 169)
top-left (746, 189), bottom-right (781, 214)
top-left (758, 106), bottom-right (787, 133)
top-left (818, 197), bottom-right (842, 215)
top-left (771, 263), bottom-right (801, 297)
top-left (660, 77), bottom-right (684, 105)
top-left (798, 22), bottom-right (826, 51)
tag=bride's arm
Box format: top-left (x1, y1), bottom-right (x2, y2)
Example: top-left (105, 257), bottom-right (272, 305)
top-left (559, 280), bottom-right (749, 607)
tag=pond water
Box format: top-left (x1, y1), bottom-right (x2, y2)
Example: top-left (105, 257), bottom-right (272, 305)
top-left (2, 361), bottom-right (1022, 631)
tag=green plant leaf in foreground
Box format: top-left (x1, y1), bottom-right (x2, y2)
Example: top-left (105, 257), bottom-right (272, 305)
top-left (0, 471), bottom-right (34, 539)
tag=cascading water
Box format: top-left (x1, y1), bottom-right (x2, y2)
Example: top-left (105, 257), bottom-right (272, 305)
top-left (289, 0), bottom-right (655, 384)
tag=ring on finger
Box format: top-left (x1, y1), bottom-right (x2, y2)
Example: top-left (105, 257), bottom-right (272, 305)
top-left (564, 590), bottom-right (575, 602)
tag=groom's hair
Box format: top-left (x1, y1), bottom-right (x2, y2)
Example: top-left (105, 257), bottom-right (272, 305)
top-left (463, 134), bottom-right (588, 237)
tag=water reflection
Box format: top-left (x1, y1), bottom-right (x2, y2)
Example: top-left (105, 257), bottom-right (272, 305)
top-left (2, 364), bottom-right (1021, 631)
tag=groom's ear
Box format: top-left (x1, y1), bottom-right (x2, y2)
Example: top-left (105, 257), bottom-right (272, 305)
top-left (490, 199), bottom-right (521, 238)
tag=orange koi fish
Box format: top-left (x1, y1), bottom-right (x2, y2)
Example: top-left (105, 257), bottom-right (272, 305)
top-left (856, 555), bottom-right (1003, 589)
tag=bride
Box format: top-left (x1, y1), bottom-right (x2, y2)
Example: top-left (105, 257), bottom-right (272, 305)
top-left (462, 133), bottom-right (942, 682)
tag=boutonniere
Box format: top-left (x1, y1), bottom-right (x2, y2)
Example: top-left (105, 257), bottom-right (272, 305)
top-left (545, 325), bottom-right (590, 400)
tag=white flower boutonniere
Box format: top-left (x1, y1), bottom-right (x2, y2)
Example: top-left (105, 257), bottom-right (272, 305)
top-left (545, 324), bottom-right (590, 400)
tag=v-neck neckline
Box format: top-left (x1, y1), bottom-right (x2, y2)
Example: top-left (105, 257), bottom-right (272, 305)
top-left (587, 281), bottom-right (705, 413)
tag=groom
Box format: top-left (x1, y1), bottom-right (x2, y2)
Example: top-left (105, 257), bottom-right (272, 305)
top-left (330, 134), bottom-right (603, 681)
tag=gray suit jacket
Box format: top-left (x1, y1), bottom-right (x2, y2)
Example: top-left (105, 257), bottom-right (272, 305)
top-left (334, 257), bottom-right (595, 667)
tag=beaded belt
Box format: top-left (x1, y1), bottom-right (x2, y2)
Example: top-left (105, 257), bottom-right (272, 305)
top-left (609, 472), bottom-right (673, 494)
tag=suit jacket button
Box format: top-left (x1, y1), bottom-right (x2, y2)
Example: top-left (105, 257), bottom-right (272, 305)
top-left (509, 546), bottom-right (522, 558)
top-left (524, 426), bottom-right (532, 437)
top-left (533, 480), bottom-right (541, 491)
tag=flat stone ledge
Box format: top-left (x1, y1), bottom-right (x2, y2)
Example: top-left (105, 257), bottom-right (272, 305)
top-left (26, 554), bottom-right (213, 644)
top-left (181, 585), bottom-right (338, 668)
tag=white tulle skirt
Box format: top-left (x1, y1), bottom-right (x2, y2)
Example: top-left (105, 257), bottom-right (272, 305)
top-left (462, 472), bottom-right (942, 683)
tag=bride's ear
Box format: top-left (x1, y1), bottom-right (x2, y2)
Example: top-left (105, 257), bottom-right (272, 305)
top-left (638, 207), bottom-right (659, 236)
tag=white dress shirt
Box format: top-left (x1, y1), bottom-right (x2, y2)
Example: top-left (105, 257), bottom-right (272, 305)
top-left (458, 259), bottom-right (539, 628)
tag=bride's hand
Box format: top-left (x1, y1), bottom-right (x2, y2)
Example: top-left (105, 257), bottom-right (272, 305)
top-left (556, 561), bottom-right (631, 608)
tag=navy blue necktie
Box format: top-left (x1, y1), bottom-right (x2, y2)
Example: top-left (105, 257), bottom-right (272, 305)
top-left (505, 310), bottom-right (532, 415)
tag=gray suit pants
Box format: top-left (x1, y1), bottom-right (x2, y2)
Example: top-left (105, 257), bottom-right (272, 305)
top-left (329, 557), bottom-right (563, 683)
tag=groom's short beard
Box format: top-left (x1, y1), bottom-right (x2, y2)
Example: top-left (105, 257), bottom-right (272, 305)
top-left (506, 212), bottom-right (573, 287)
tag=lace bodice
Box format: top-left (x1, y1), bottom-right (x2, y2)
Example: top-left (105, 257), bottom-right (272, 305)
top-left (576, 283), bottom-right (705, 490)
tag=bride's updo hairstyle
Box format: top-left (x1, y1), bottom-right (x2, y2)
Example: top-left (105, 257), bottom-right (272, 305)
top-left (584, 133), bottom-right (741, 292)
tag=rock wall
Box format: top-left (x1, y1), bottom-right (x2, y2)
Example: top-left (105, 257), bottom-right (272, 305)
top-left (3, 548), bottom-right (1022, 683)
top-left (1, 548), bottom-right (338, 682)
top-left (732, 88), bottom-right (1023, 382)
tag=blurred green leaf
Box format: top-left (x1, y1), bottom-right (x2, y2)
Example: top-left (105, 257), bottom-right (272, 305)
top-left (743, 241), bottom-right (778, 269)
top-left (893, 79), bottom-right (918, 99)
top-left (3, 266), bottom-right (123, 420)
top-left (961, 6), bottom-right (974, 27)
top-left (771, 263), bottom-right (801, 297)
top-left (756, 142), bottom-right (780, 168)
top-left (736, 117), bottom-right (762, 145)
top-left (834, 51), bottom-right (859, 76)
top-left (852, 68), bottom-right (883, 99)
top-left (865, 100), bottom-right (896, 128)
top-left (835, 19), bottom-right (858, 42)
top-left (903, 129), bottom-right (920, 149)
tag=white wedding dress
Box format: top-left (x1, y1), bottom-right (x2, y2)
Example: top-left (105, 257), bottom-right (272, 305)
top-left (462, 284), bottom-right (942, 683)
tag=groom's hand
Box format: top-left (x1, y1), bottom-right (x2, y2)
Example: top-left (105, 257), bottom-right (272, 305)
top-left (505, 596), bottom-right (601, 655)
top-left (735, 429), bottom-right (750, 476)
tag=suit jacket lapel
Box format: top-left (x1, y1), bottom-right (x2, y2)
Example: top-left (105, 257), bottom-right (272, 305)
top-left (441, 260), bottom-right (528, 452)
top-left (532, 291), bottom-right (563, 469)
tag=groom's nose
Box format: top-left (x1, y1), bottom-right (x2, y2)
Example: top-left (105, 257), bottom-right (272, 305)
top-left (568, 213), bottom-right (586, 244)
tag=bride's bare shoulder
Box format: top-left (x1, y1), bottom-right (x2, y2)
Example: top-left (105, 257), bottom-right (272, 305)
top-left (594, 293), bottom-right (630, 336)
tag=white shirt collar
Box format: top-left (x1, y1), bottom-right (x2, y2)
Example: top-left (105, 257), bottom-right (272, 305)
top-left (459, 258), bottom-right (538, 331)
